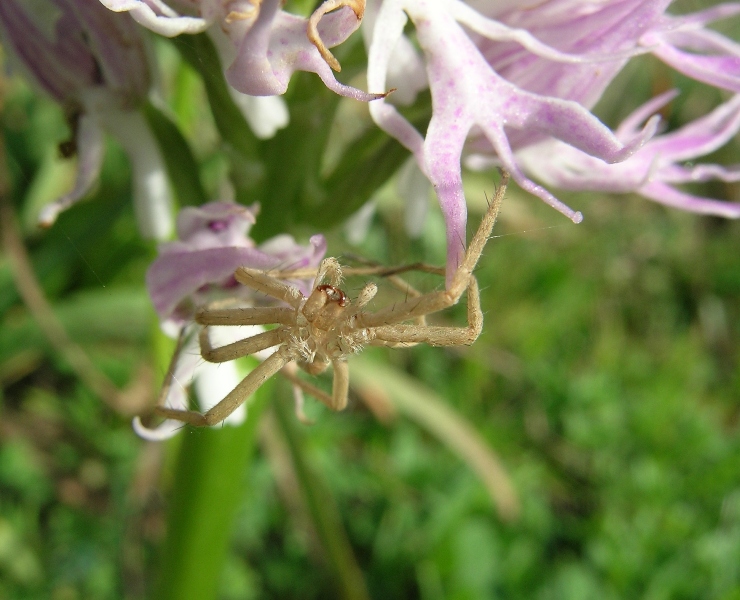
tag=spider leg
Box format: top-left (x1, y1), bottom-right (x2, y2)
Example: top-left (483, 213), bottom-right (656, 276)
top-left (369, 276), bottom-right (483, 346)
top-left (330, 359), bottom-right (350, 411)
top-left (155, 349), bottom-right (292, 426)
top-left (280, 366), bottom-right (336, 410)
top-left (235, 267), bottom-right (304, 308)
top-left (280, 359), bottom-right (349, 411)
top-left (200, 327), bottom-right (284, 363)
top-left (355, 172), bottom-right (505, 329)
top-left (196, 306), bottom-right (295, 326)
top-left (314, 257), bottom-right (343, 287)
top-left (447, 170), bottom-right (508, 298)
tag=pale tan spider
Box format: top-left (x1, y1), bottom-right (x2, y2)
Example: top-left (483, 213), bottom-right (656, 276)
top-left (153, 171), bottom-right (509, 427)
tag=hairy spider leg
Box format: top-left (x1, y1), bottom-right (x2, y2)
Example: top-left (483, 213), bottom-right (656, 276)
top-left (155, 348), bottom-right (292, 426)
top-left (355, 171), bottom-right (507, 342)
top-left (369, 276), bottom-right (482, 347)
top-left (195, 305), bottom-right (295, 326)
top-left (330, 359), bottom-right (350, 410)
top-left (199, 327), bottom-right (284, 363)
top-left (235, 267), bottom-right (304, 308)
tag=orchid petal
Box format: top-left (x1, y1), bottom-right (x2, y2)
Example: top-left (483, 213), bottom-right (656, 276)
top-left (194, 354), bottom-right (247, 425)
top-left (147, 204), bottom-right (326, 322)
top-left (131, 324), bottom-right (250, 439)
top-left (449, 0), bottom-right (649, 65)
top-left (640, 181), bottom-right (740, 218)
top-left (98, 0), bottom-right (210, 36)
top-left (667, 2), bottom-right (740, 27)
top-left (517, 93), bottom-right (740, 218)
top-left (649, 35), bottom-right (740, 93)
top-left (172, 202), bottom-right (258, 250)
top-left (372, 0), bottom-right (661, 280)
top-left (367, 3), bottom-right (426, 157)
top-left (398, 157), bottom-right (431, 238)
top-left (133, 329), bottom-right (201, 441)
top-left (100, 109), bottom-right (173, 239)
top-left (661, 164), bottom-right (740, 184)
top-left (229, 92), bottom-right (289, 139)
top-left (225, 0), bottom-right (383, 101)
top-left (38, 114), bottom-right (105, 228)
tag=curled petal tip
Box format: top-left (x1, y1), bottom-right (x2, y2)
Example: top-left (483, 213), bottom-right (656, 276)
top-left (37, 204), bottom-right (62, 229)
top-left (571, 211), bottom-right (584, 224)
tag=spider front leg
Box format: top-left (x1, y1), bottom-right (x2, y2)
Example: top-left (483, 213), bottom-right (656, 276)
top-left (356, 170), bottom-right (506, 330)
top-left (199, 326), bottom-right (285, 363)
top-left (284, 358), bottom-right (350, 411)
top-left (330, 359), bottom-right (350, 410)
top-left (369, 275), bottom-right (483, 347)
top-left (155, 349), bottom-right (292, 426)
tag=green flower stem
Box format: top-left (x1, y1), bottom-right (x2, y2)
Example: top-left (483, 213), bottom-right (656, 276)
top-left (154, 376), bottom-right (272, 600)
top-left (273, 396), bottom-right (370, 600)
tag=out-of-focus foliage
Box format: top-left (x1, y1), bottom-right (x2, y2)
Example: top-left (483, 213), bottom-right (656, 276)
top-left (1, 20), bottom-right (740, 600)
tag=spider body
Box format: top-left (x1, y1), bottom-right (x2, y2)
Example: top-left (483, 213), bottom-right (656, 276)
top-left (153, 172), bottom-right (509, 427)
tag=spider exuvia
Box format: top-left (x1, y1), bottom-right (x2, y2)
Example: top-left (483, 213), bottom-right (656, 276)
top-left (153, 171), bottom-right (509, 427)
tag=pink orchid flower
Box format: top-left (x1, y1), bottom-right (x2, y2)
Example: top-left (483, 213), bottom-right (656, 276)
top-left (366, 0), bottom-right (740, 280)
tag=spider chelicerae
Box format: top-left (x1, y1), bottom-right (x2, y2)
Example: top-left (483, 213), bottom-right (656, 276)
top-left (153, 171), bottom-right (509, 427)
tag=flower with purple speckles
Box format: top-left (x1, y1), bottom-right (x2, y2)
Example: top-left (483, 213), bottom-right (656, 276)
top-left (365, 0), bottom-right (740, 280)
top-left (147, 201), bottom-right (327, 325)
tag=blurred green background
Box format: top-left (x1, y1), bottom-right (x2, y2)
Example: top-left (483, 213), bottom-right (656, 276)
top-left (1, 14), bottom-right (740, 600)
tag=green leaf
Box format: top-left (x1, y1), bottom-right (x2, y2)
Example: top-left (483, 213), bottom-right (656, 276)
top-left (170, 34), bottom-right (259, 160)
top-left (301, 127), bottom-right (409, 228)
top-left (154, 368), bottom-right (272, 600)
top-left (273, 394), bottom-right (370, 600)
top-left (142, 101), bottom-right (208, 207)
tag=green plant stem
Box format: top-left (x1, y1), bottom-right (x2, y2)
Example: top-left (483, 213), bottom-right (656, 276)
top-left (154, 379), bottom-right (272, 600)
top-left (273, 396), bottom-right (370, 600)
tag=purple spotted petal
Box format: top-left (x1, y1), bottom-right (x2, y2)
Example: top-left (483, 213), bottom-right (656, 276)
top-left (476, 0), bottom-right (667, 112)
top-left (171, 202), bottom-right (259, 250)
top-left (368, 0), bottom-right (740, 282)
top-left (640, 181), bottom-right (740, 218)
top-left (147, 202), bottom-right (327, 322)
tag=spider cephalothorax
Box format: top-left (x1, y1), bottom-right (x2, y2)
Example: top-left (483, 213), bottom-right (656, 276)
top-left (153, 172), bottom-right (509, 427)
